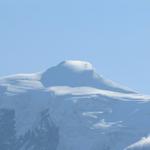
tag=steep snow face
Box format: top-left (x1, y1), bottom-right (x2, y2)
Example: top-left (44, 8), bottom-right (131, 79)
top-left (41, 60), bottom-right (135, 93)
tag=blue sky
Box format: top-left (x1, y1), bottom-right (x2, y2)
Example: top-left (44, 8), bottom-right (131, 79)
top-left (0, 0), bottom-right (150, 94)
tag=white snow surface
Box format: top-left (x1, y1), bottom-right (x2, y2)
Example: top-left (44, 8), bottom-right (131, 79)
top-left (59, 60), bottom-right (94, 72)
top-left (0, 73), bottom-right (44, 95)
top-left (125, 136), bottom-right (150, 150)
top-left (48, 86), bottom-right (150, 101)
top-left (0, 60), bottom-right (150, 150)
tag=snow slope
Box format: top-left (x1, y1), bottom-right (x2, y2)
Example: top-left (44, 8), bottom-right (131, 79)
top-left (0, 60), bottom-right (150, 150)
top-left (125, 136), bottom-right (150, 150)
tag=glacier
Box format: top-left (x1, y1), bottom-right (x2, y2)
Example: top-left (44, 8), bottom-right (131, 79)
top-left (0, 60), bottom-right (150, 150)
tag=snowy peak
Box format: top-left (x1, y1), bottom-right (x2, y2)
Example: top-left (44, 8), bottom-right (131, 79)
top-left (0, 60), bottom-right (135, 95)
top-left (41, 60), bottom-right (134, 94)
top-left (41, 60), bottom-right (96, 88)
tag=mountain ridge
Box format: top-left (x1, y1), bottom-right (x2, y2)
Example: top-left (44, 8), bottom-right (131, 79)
top-left (0, 60), bottom-right (136, 96)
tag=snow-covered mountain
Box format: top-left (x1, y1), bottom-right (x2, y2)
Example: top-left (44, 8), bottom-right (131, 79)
top-left (0, 60), bottom-right (150, 150)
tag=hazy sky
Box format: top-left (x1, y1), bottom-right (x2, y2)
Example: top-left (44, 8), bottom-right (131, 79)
top-left (0, 0), bottom-right (150, 94)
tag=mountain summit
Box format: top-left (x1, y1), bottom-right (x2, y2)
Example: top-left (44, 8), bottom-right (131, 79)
top-left (0, 60), bottom-right (150, 150)
top-left (41, 60), bottom-right (134, 93)
top-left (57, 60), bottom-right (94, 71)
